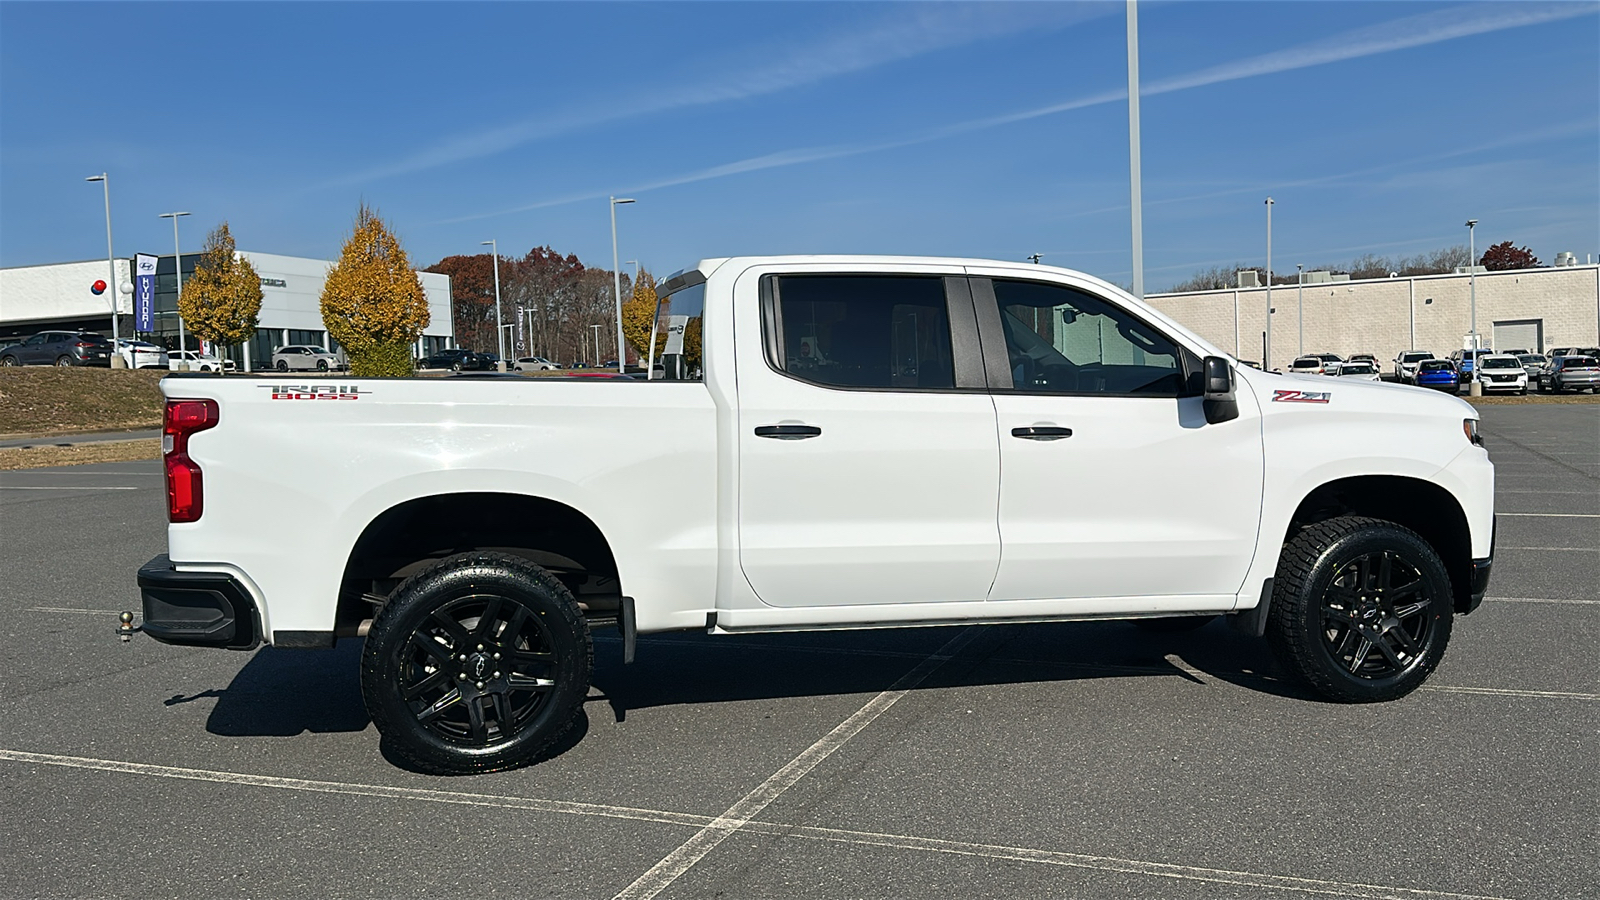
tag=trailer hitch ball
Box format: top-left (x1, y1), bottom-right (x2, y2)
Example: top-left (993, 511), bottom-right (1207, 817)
top-left (117, 611), bottom-right (141, 642)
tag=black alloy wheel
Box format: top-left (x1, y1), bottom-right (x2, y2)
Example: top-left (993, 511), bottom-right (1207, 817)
top-left (361, 552), bottom-right (591, 774)
top-left (1267, 516), bottom-right (1452, 703)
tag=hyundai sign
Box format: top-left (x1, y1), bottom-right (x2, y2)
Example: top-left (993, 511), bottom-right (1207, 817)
top-left (135, 254), bottom-right (157, 332)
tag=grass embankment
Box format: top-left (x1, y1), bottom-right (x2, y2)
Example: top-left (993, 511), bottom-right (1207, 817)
top-left (1463, 392), bottom-right (1599, 405)
top-left (0, 368), bottom-right (166, 436)
top-left (0, 439), bottom-right (161, 470)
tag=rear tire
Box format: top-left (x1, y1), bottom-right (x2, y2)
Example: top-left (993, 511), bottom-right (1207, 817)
top-left (55, 356), bottom-right (73, 367)
top-left (361, 552), bottom-right (592, 775)
top-left (1266, 516), bottom-right (1452, 703)
top-left (276, 360), bottom-right (288, 372)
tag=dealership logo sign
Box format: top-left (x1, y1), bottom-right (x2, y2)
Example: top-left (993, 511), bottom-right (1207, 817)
top-left (135, 254), bottom-right (157, 332)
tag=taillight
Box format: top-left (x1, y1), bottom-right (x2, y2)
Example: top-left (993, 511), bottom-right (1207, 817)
top-left (164, 399), bottom-right (219, 523)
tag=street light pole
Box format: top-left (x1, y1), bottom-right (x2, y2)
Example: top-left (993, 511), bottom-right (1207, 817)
top-left (1265, 197), bottom-right (1274, 370)
top-left (1466, 219), bottom-right (1480, 396)
top-left (159, 211), bottom-right (192, 371)
top-left (1296, 263), bottom-right (1304, 357)
top-left (610, 197), bottom-right (635, 373)
top-left (590, 323), bottom-right (602, 369)
top-left (1126, 0), bottom-right (1144, 300)
top-left (85, 174), bottom-right (126, 368)
top-left (481, 240), bottom-right (504, 371)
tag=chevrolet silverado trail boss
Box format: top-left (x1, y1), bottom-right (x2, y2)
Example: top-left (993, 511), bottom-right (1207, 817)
top-left (128, 256), bottom-right (1495, 774)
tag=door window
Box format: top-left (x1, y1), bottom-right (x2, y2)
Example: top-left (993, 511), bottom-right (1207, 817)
top-left (989, 280), bottom-right (1185, 395)
top-left (770, 275), bottom-right (954, 390)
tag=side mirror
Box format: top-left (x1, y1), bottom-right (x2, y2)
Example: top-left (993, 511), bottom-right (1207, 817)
top-left (1202, 356), bottom-right (1239, 424)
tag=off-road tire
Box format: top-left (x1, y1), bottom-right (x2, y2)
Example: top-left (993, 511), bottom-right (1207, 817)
top-left (1267, 516), bottom-right (1452, 703)
top-left (361, 551), bottom-right (592, 775)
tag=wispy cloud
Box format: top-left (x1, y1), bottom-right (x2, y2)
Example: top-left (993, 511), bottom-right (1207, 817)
top-left (437, 2), bottom-right (1596, 225)
top-left (340, 3), bottom-right (1108, 187)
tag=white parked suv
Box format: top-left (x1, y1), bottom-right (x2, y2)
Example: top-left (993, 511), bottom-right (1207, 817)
top-left (1473, 354), bottom-right (1528, 394)
top-left (272, 344), bottom-right (343, 371)
top-left (168, 350), bottom-right (229, 372)
top-left (116, 339), bottom-right (169, 370)
top-left (1394, 350), bottom-right (1434, 383)
top-left (131, 256), bottom-right (1496, 775)
top-left (513, 356), bottom-right (559, 372)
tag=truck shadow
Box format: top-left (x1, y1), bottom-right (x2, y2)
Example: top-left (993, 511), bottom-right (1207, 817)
top-left (587, 619), bottom-right (1315, 724)
top-left (200, 620), bottom-right (1310, 753)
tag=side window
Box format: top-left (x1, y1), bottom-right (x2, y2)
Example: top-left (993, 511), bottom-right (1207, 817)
top-left (990, 279), bottom-right (1184, 396)
top-left (648, 282), bottom-right (705, 381)
top-left (770, 275), bottom-right (954, 390)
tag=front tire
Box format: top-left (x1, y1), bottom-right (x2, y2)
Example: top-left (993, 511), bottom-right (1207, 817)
top-left (361, 552), bottom-right (592, 775)
top-left (317, 360), bottom-right (329, 371)
top-left (1266, 516), bottom-right (1452, 703)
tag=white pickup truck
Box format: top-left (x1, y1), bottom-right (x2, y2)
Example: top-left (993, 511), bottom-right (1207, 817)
top-left (133, 256), bottom-right (1495, 774)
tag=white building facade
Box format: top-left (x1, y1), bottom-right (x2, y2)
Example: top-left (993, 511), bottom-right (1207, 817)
top-left (1146, 264), bottom-right (1600, 370)
top-left (0, 252), bottom-right (453, 371)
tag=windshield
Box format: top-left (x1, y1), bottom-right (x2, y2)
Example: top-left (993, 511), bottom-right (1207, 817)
top-left (1401, 352), bottom-right (1432, 362)
top-left (1340, 364), bottom-right (1376, 374)
top-left (1518, 355), bottom-right (1545, 364)
top-left (1565, 357), bottom-right (1598, 368)
top-left (1480, 358), bottom-right (1520, 369)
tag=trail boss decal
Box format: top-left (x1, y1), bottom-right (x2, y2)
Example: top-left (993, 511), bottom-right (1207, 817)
top-left (260, 384), bottom-right (371, 400)
top-left (1273, 389), bottom-right (1331, 404)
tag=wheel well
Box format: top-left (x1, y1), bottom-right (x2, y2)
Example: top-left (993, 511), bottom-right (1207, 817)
top-left (337, 493), bottom-right (619, 631)
top-left (1285, 476), bottom-right (1474, 613)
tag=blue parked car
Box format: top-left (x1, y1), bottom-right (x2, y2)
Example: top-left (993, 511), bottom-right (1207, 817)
top-left (1414, 359), bottom-right (1460, 392)
top-left (1451, 348), bottom-right (1491, 383)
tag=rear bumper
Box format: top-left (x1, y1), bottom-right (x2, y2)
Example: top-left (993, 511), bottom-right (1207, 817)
top-left (137, 554), bottom-right (260, 650)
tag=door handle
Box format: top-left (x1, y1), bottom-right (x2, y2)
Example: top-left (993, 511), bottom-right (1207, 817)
top-left (755, 424), bottom-right (822, 440)
top-left (1011, 426), bottom-right (1072, 440)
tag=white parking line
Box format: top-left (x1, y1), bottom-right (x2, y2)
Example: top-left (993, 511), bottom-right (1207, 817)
top-left (1490, 596), bottom-right (1600, 605)
top-left (0, 748), bottom-right (1514, 900)
top-left (1497, 513), bottom-right (1600, 518)
top-left (1424, 685), bottom-right (1600, 701)
top-left (611, 627), bottom-right (981, 900)
top-left (0, 485), bottom-right (141, 491)
top-left (1501, 546), bottom-right (1600, 552)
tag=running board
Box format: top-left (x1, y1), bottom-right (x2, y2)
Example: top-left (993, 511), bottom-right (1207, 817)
top-left (708, 609), bottom-right (1234, 636)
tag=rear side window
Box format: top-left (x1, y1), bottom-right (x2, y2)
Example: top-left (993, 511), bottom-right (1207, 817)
top-left (769, 275), bottom-right (954, 390)
top-left (989, 279), bottom-right (1183, 396)
top-left (649, 282), bottom-right (706, 382)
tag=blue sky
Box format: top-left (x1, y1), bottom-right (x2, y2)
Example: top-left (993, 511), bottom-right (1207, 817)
top-left (2, 1), bottom-right (1596, 290)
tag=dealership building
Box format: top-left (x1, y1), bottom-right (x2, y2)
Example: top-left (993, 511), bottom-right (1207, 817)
top-left (0, 252), bottom-right (454, 371)
top-left (1146, 262), bottom-right (1600, 370)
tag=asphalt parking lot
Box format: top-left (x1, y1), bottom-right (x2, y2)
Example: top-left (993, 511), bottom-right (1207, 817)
top-left (1, 403), bottom-right (1595, 900)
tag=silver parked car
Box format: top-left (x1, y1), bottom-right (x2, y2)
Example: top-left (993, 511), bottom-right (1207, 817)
top-left (1540, 355), bottom-right (1600, 393)
top-left (273, 345), bottom-right (343, 371)
top-left (1335, 361), bottom-right (1382, 382)
top-left (513, 356), bottom-right (558, 372)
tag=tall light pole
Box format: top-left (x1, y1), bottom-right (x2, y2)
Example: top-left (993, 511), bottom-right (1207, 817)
top-left (1126, 0), bottom-right (1144, 300)
top-left (610, 196), bottom-right (635, 373)
top-left (481, 240), bottom-right (504, 371)
top-left (85, 174), bottom-right (126, 368)
top-left (626, 259), bottom-right (639, 284)
top-left (590, 323), bottom-right (602, 368)
top-left (1466, 219), bottom-right (1480, 396)
top-left (1296, 263), bottom-right (1304, 357)
top-left (1265, 197), bottom-right (1274, 370)
top-left (159, 211), bottom-right (192, 371)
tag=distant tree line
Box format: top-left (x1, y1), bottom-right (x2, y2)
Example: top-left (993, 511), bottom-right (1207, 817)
top-left (1166, 241), bottom-right (1542, 293)
top-left (425, 248), bottom-right (645, 365)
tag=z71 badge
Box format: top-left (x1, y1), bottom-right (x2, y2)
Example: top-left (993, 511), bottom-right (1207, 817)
top-left (259, 384), bottom-right (371, 400)
top-left (1273, 389), bottom-right (1331, 403)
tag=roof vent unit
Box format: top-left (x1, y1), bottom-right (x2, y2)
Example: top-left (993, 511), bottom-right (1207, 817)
top-left (1330, 273), bottom-right (1350, 282)
top-left (1236, 270), bottom-right (1260, 288)
top-left (1454, 265), bottom-right (1487, 275)
top-left (1302, 270), bottom-right (1333, 284)
top-left (1554, 251), bottom-right (1577, 267)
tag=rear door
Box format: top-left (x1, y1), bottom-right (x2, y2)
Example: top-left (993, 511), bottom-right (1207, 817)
top-left (735, 267), bottom-right (1001, 608)
top-left (968, 272), bottom-right (1264, 605)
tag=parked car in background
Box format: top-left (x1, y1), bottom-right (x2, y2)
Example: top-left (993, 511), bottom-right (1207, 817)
top-left (1473, 354), bottom-right (1528, 394)
top-left (272, 345), bottom-right (343, 372)
top-left (169, 350), bottom-right (230, 373)
top-left (1335, 361), bottom-right (1382, 382)
top-left (1451, 348), bottom-right (1493, 382)
top-left (1413, 359), bottom-right (1460, 392)
top-left (513, 356), bottom-right (559, 372)
top-left (1516, 353), bottom-right (1548, 381)
top-left (116, 339), bottom-right (169, 370)
top-left (1310, 352), bottom-right (1344, 374)
top-left (1348, 353), bottom-right (1379, 371)
top-left (0, 330), bottom-right (113, 367)
top-left (418, 348), bottom-right (495, 372)
top-left (1393, 350), bottom-right (1434, 383)
top-left (1540, 355), bottom-right (1600, 393)
top-left (1289, 356), bottom-right (1326, 375)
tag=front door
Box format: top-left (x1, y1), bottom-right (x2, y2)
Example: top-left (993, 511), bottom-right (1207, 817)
top-left (736, 269), bottom-right (1001, 608)
top-left (969, 273), bottom-right (1264, 604)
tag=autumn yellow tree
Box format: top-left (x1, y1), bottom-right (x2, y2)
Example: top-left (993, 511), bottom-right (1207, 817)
top-left (320, 205), bottom-right (430, 376)
top-left (177, 222), bottom-right (262, 369)
top-left (620, 270), bottom-right (659, 361)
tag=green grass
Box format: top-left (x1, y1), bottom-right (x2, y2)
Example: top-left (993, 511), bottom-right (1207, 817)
top-left (0, 368), bottom-right (166, 436)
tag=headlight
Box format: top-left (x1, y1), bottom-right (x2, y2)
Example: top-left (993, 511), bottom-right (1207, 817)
top-left (1463, 419), bottom-right (1483, 446)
